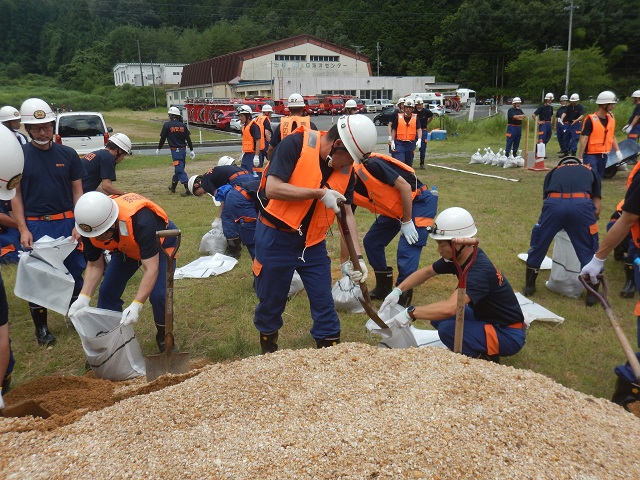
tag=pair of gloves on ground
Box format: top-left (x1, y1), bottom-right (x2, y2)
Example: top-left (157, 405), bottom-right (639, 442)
top-left (68, 294), bottom-right (143, 327)
top-left (156, 149), bottom-right (196, 159)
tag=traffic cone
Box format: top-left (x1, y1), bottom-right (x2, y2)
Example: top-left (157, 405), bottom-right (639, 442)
top-left (529, 141), bottom-right (549, 171)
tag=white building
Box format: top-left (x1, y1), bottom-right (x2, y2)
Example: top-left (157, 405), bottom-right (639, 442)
top-left (113, 63), bottom-right (185, 87)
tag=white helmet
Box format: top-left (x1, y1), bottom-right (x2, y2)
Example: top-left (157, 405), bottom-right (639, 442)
top-left (560, 94), bottom-right (569, 101)
top-left (0, 125), bottom-right (24, 201)
top-left (429, 207), bottom-right (477, 240)
top-left (168, 106), bottom-right (181, 116)
top-left (336, 115), bottom-right (377, 164)
top-left (261, 104), bottom-right (273, 113)
top-left (345, 99), bottom-right (357, 109)
top-left (109, 133), bottom-right (132, 155)
top-left (397, 98), bottom-right (406, 106)
top-left (545, 93), bottom-right (554, 100)
top-left (187, 175), bottom-right (203, 195)
top-left (74, 191), bottom-right (119, 238)
top-left (217, 155), bottom-right (236, 166)
top-left (415, 98), bottom-right (424, 105)
top-left (238, 105), bottom-right (253, 115)
top-left (19, 98), bottom-right (55, 125)
top-left (0, 106), bottom-right (21, 123)
top-left (512, 97), bottom-right (522, 104)
top-left (632, 90), bottom-right (640, 99)
top-left (595, 91), bottom-right (617, 105)
top-left (404, 98), bottom-right (415, 108)
top-left (569, 93), bottom-right (580, 102)
top-left (287, 93), bottom-right (305, 108)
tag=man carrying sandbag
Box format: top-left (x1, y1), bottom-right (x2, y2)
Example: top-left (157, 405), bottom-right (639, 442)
top-left (68, 192), bottom-right (178, 353)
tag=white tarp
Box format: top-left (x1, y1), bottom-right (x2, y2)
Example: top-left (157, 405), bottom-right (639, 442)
top-left (515, 292), bottom-right (564, 325)
top-left (174, 253), bottom-right (238, 279)
top-left (517, 253), bottom-right (553, 270)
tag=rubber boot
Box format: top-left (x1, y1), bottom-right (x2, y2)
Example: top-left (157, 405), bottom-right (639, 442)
top-left (369, 267), bottom-right (393, 300)
top-left (260, 331), bottom-right (278, 354)
top-left (2, 372), bottom-right (11, 393)
top-left (523, 266), bottom-right (539, 297)
top-left (225, 238), bottom-right (242, 259)
top-left (620, 263), bottom-right (636, 298)
top-left (180, 183), bottom-right (192, 197)
top-left (398, 289), bottom-right (413, 308)
top-left (31, 305), bottom-right (56, 347)
top-left (155, 324), bottom-right (177, 353)
top-left (611, 377), bottom-right (640, 411)
top-left (168, 180), bottom-right (178, 193)
top-left (316, 334), bottom-right (340, 349)
top-left (613, 243), bottom-right (626, 261)
top-left (585, 280), bottom-right (600, 307)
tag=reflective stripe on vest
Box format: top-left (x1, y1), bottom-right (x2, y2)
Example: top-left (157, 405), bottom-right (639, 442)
top-left (396, 113), bottom-right (417, 141)
top-left (586, 113), bottom-right (615, 154)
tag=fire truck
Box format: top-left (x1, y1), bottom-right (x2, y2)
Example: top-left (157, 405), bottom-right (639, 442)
top-left (303, 96), bottom-right (321, 116)
top-left (319, 95), bottom-right (345, 115)
top-left (184, 97), bottom-right (274, 127)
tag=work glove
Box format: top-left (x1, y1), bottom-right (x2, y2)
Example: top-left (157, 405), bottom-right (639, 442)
top-left (416, 138), bottom-right (422, 150)
top-left (401, 220), bottom-right (419, 245)
top-left (391, 141), bottom-right (396, 151)
top-left (190, 150), bottom-right (196, 160)
top-left (155, 149), bottom-right (160, 156)
top-left (387, 135), bottom-right (392, 143)
top-left (120, 301), bottom-right (143, 327)
top-left (390, 308), bottom-right (412, 328)
top-left (0, 389), bottom-right (4, 410)
top-left (68, 293), bottom-right (91, 318)
top-left (211, 218), bottom-right (222, 230)
top-left (380, 287), bottom-right (402, 312)
top-left (580, 255), bottom-right (605, 284)
top-left (341, 258), bottom-right (368, 284)
top-left (622, 124), bottom-right (631, 134)
top-left (616, 150), bottom-right (624, 162)
top-left (253, 155), bottom-right (260, 167)
top-left (320, 189), bottom-right (346, 214)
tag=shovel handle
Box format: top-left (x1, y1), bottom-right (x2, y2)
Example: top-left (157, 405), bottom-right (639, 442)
top-left (452, 238), bottom-right (479, 354)
top-left (156, 229), bottom-right (181, 355)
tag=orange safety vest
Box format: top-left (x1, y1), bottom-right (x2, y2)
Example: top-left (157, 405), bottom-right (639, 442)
top-left (586, 113), bottom-right (616, 154)
top-left (280, 115), bottom-right (311, 139)
top-left (261, 127), bottom-right (351, 247)
top-left (242, 119), bottom-right (264, 153)
top-left (395, 113), bottom-right (418, 141)
top-left (353, 153), bottom-right (418, 219)
top-left (90, 193), bottom-right (169, 261)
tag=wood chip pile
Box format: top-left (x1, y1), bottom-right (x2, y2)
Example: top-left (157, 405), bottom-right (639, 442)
top-left (1, 343), bottom-right (639, 479)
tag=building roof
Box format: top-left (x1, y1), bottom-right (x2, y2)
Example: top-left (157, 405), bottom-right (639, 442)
top-left (180, 34), bottom-right (370, 88)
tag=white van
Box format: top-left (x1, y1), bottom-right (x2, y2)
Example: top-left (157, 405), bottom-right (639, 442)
top-left (372, 99), bottom-right (394, 111)
top-left (54, 112), bottom-right (112, 156)
top-left (407, 92), bottom-right (445, 107)
top-left (456, 88), bottom-right (476, 107)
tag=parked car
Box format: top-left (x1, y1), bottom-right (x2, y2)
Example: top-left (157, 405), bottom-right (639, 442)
top-left (230, 112), bottom-right (284, 133)
top-left (373, 106), bottom-right (397, 126)
top-left (373, 99), bottom-right (394, 112)
top-left (428, 104), bottom-right (445, 116)
top-left (215, 110), bottom-right (237, 131)
top-left (54, 112), bottom-right (112, 156)
top-left (363, 100), bottom-right (376, 113)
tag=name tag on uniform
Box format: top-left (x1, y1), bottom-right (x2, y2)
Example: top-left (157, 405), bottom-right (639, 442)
top-left (118, 220), bottom-right (130, 237)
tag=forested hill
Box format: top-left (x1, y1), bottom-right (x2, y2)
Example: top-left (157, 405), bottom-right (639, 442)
top-left (1, 0), bottom-right (638, 98)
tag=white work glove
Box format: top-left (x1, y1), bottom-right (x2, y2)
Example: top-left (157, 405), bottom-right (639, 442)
top-left (580, 255), bottom-right (605, 283)
top-left (416, 138), bottom-right (422, 150)
top-left (0, 390), bottom-right (4, 410)
top-left (390, 308), bottom-right (412, 328)
top-left (341, 258), bottom-right (368, 284)
top-left (380, 287), bottom-right (402, 312)
top-left (391, 140), bottom-right (396, 151)
top-left (622, 124), bottom-right (631, 134)
top-left (320, 189), bottom-right (346, 214)
top-left (190, 150), bottom-right (196, 160)
top-left (120, 301), bottom-right (143, 326)
top-left (400, 220), bottom-right (419, 245)
top-left (211, 218), bottom-right (222, 230)
top-left (155, 149), bottom-right (160, 156)
top-left (616, 150), bottom-right (624, 161)
top-left (253, 155), bottom-right (260, 167)
top-left (387, 135), bottom-right (392, 143)
top-left (68, 293), bottom-right (91, 318)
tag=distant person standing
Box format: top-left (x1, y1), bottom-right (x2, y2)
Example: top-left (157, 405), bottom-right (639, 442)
top-left (267, 93), bottom-right (317, 158)
top-left (414, 98), bottom-right (433, 170)
top-left (532, 93), bottom-right (554, 157)
top-left (555, 95), bottom-right (569, 156)
top-left (344, 99), bottom-right (358, 115)
top-left (238, 105), bottom-right (265, 177)
top-left (391, 98), bottom-right (422, 167)
top-left (157, 107), bottom-right (195, 197)
top-left (81, 133), bottom-right (132, 194)
top-left (622, 90), bottom-right (640, 142)
top-left (561, 93), bottom-right (584, 156)
top-left (0, 106), bottom-right (27, 145)
top-left (505, 97), bottom-right (525, 157)
top-left (254, 104), bottom-right (273, 159)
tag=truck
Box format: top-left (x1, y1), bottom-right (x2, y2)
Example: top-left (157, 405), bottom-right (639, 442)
top-left (406, 92), bottom-right (445, 108)
top-left (320, 95), bottom-right (345, 115)
top-left (303, 95), bottom-right (321, 116)
top-left (455, 88), bottom-right (476, 107)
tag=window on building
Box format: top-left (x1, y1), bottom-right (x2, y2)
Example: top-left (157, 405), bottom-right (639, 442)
top-left (173, 72), bottom-right (181, 76)
top-left (275, 54), bottom-right (306, 61)
top-left (196, 89), bottom-right (203, 97)
top-left (181, 91), bottom-right (186, 100)
top-left (311, 55), bottom-right (339, 62)
top-left (359, 90), bottom-right (393, 100)
top-left (321, 90), bottom-right (356, 96)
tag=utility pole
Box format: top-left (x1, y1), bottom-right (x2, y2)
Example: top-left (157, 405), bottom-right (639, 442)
top-left (352, 45), bottom-right (363, 76)
top-left (564, 0), bottom-right (579, 95)
top-left (136, 39), bottom-right (144, 87)
top-left (150, 61), bottom-right (157, 108)
top-left (376, 42), bottom-right (381, 77)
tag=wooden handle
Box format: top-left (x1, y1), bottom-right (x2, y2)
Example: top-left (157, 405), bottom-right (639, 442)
top-left (156, 229), bottom-right (182, 238)
top-left (451, 237), bottom-right (479, 246)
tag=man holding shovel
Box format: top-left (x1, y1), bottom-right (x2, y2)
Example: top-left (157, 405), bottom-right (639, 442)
top-left (381, 207), bottom-right (526, 361)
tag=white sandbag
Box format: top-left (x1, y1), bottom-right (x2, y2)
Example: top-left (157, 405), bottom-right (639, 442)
top-left (515, 293), bottom-right (564, 326)
top-left (70, 307), bottom-right (145, 381)
top-left (288, 270), bottom-right (304, 299)
top-left (503, 154), bottom-right (519, 168)
top-left (470, 149), bottom-right (483, 164)
top-left (365, 304), bottom-right (446, 349)
top-left (536, 142), bottom-right (546, 159)
top-left (545, 230), bottom-right (584, 298)
top-left (332, 275), bottom-right (365, 313)
top-left (175, 253), bottom-right (238, 279)
top-left (199, 227), bottom-right (227, 255)
top-left (14, 236), bottom-right (78, 315)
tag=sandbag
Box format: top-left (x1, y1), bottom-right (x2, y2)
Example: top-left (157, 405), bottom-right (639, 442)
top-left (70, 307), bottom-right (145, 381)
top-left (199, 227), bottom-right (227, 255)
top-left (288, 270), bottom-right (304, 299)
top-left (545, 230), bottom-right (584, 298)
top-left (332, 275), bottom-right (365, 313)
top-left (365, 304), bottom-right (445, 349)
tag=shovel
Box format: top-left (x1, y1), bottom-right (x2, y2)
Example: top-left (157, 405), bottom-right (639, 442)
top-left (145, 229), bottom-right (190, 382)
top-left (1, 400), bottom-right (51, 418)
top-left (451, 237), bottom-right (479, 354)
top-left (579, 275), bottom-right (640, 384)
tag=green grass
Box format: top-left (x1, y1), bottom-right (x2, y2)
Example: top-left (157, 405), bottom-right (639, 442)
top-left (5, 109), bottom-right (637, 405)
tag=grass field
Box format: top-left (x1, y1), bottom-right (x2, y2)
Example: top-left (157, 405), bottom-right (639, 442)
top-left (5, 108), bottom-right (637, 404)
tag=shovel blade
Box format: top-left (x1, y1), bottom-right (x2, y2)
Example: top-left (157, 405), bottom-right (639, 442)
top-left (1, 400), bottom-right (51, 418)
top-left (145, 352), bottom-right (190, 382)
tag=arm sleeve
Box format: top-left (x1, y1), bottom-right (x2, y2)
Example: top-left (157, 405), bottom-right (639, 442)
top-left (132, 209), bottom-right (163, 260)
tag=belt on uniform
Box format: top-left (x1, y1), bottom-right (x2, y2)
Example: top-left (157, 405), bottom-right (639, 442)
top-left (547, 192), bottom-right (590, 199)
top-left (233, 185), bottom-right (252, 201)
top-left (508, 323), bottom-right (525, 330)
top-left (539, 120), bottom-right (550, 124)
top-left (258, 215), bottom-right (297, 233)
top-left (26, 210), bottom-right (74, 221)
top-left (170, 147), bottom-right (185, 151)
top-left (508, 124), bottom-right (522, 127)
top-left (417, 185), bottom-right (428, 193)
top-left (229, 171), bottom-right (250, 182)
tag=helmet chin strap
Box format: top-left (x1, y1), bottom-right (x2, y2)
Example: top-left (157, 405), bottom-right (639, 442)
top-left (32, 138), bottom-right (52, 146)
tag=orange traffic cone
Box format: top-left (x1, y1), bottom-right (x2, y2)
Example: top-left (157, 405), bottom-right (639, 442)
top-left (529, 141), bottom-right (549, 171)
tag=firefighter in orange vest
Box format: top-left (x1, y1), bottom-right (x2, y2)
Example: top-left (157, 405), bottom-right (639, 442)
top-left (266, 93), bottom-right (317, 159)
top-left (390, 98), bottom-right (422, 167)
top-left (352, 152), bottom-right (438, 307)
top-left (577, 91), bottom-right (623, 179)
top-left (254, 104), bottom-right (273, 159)
top-left (254, 115), bottom-right (377, 353)
top-left (68, 192), bottom-right (179, 353)
top-left (238, 105), bottom-right (265, 178)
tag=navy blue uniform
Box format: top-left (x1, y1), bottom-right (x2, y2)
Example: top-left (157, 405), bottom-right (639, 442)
top-left (534, 104), bottom-right (554, 145)
top-left (225, 180), bottom-right (260, 259)
top-left (431, 249), bottom-right (526, 357)
top-left (241, 123), bottom-right (264, 174)
top-left (527, 161), bottom-right (600, 270)
top-left (269, 120), bottom-right (318, 150)
top-left (581, 115), bottom-right (612, 178)
top-left (414, 107), bottom-right (433, 164)
top-left (0, 201), bottom-right (20, 264)
top-left (627, 104), bottom-right (640, 141)
top-left (556, 104), bottom-right (568, 152)
top-left (391, 113), bottom-right (422, 167)
top-left (505, 107), bottom-right (524, 156)
top-left (563, 104), bottom-right (584, 154)
top-left (158, 119), bottom-right (193, 185)
top-left (621, 173), bottom-right (640, 347)
top-left (81, 148), bottom-right (117, 192)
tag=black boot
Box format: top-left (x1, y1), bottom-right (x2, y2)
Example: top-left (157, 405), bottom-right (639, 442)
top-left (369, 267), bottom-right (393, 300)
top-left (2, 372), bottom-right (11, 393)
top-left (478, 353), bottom-right (501, 364)
top-left (31, 305), bottom-right (56, 347)
top-left (585, 280), bottom-right (600, 307)
top-left (613, 242), bottom-right (626, 261)
top-left (260, 331), bottom-right (278, 354)
top-left (225, 238), bottom-right (242, 259)
top-left (621, 263), bottom-right (636, 298)
top-left (398, 289), bottom-right (413, 307)
top-left (180, 183), bottom-right (192, 197)
top-left (611, 377), bottom-right (640, 411)
top-left (155, 324), bottom-right (177, 353)
top-left (168, 181), bottom-right (178, 193)
top-left (523, 266), bottom-right (539, 297)
top-left (316, 334), bottom-right (340, 348)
